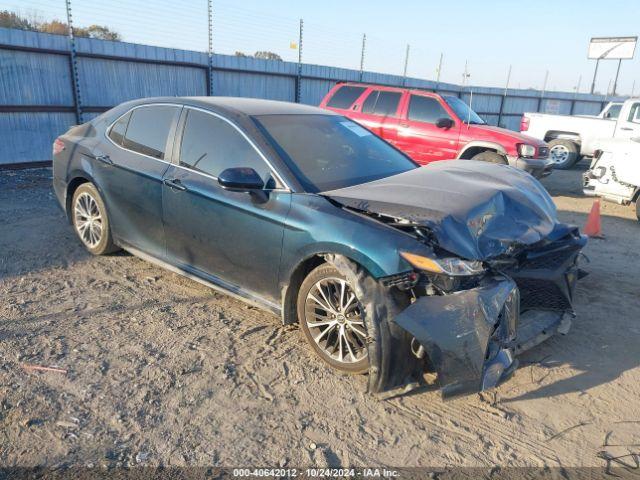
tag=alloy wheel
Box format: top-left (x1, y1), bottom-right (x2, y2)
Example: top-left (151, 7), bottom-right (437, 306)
top-left (74, 192), bottom-right (103, 248)
top-left (303, 277), bottom-right (367, 364)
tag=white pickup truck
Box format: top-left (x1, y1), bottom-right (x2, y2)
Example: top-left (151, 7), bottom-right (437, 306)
top-left (583, 138), bottom-right (640, 221)
top-left (520, 99), bottom-right (640, 169)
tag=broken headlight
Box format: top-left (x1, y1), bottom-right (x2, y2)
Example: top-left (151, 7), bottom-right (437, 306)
top-left (400, 251), bottom-right (485, 276)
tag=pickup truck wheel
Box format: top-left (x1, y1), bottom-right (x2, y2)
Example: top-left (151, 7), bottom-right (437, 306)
top-left (636, 196), bottom-right (640, 222)
top-left (471, 151), bottom-right (508, 164)
top-left (548, 139), bottom-right (579, 169)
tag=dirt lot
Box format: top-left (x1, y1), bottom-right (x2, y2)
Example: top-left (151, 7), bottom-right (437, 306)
top-left (1, 165), bottom-right (639, 471)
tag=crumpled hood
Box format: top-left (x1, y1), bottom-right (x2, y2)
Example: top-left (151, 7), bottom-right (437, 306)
top-left (322, 160), bottom-right (559, 260)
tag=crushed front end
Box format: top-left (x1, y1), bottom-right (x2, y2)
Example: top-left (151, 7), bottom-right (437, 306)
top-left (323, 162), bottom-right (588, 398)
top-left (392, 225), bottom-right (586, 398)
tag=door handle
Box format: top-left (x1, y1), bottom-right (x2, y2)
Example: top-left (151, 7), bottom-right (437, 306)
top-left (400, 122), bottom-right (409, 128)
top-left (620, 127), bottom-right (633, 131)
top-left (163, 178), bottom-right (187, 191)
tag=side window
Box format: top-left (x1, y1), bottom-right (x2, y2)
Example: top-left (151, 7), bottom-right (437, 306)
top-left (122, 106), bottom-right (178, 159)
top-left (408, 95), bottom-right (451, 124)
top-left (326, 86), bottom-right (366, 109)
top-left (179, 109), bottom-right (274, 185)
top-left (361, 90), bottom-right (379, 114)
top-left (627, 103), bottom-right (640, 123)
top-left (108, 111), bottom-right (130, 145)
top-left (372, 91), bottom-right (401, 117)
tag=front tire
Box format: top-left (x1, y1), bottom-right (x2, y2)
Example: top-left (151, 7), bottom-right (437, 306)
top-left (297, 264), bottom-right (369, 374)
top-left (548, 139), bottom-right (579, 169)
top-left (71, 183), bottom-right (119, 255)
top-left (471, 151), bottom-right (508, 164)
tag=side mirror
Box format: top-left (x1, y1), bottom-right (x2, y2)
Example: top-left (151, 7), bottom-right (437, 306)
top-left (436, 118), bottom-right (454, 129)
top-left (218, 167), bottom-right (264, 192)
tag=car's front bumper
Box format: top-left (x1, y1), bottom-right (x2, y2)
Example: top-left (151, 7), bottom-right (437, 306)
top-left (391, 232), bottom-right (586, 399)
top-left (509, 155), bottom-right (554, 179)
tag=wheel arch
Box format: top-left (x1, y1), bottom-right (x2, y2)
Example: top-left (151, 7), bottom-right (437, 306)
top-left (457, 141), bottom-right (507, 160)
top-left (544, 131), bottom-right (581, 144)
top-left (279, 248), bottom-right (385, 326)
top-left (64, 171), bottom-right (96, 223)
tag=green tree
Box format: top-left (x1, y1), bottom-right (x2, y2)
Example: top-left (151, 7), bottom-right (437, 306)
top-left (0, 10), bottom-right (121, 41)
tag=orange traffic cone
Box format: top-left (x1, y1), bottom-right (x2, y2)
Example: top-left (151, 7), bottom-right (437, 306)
top-left (583, 199), bottom-right (604, 238)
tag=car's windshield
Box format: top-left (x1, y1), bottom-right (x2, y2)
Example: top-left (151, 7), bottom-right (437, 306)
top-left (443, 95), bottom-right (486, 125)
top-left (253, 114), bottom-right (417, 192)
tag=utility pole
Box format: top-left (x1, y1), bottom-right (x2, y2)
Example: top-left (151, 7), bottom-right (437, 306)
top-left (295, 18), bottom-right (303, 103)
top-left (632, 80), bottom-right (636, 97)
top-left (65, 0), bottom-right (82, 124)
top-left (402, 44), bottom-right (410, 86)
top-left (207, 0), bottom-right (214, 96)
top-left (435, 52), bottom-right (443, 89)
top-left (462, 60), bottom-right (470, 87)
top-left (359, 34), bottom-right (366, 82)
top-left (541, 70), bottom-right (549, 97)
top-left (504, 64), bottom-right (512, 95)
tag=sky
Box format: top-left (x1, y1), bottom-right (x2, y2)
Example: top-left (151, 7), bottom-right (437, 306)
top-left (8, 0), bottom-right (640, 96)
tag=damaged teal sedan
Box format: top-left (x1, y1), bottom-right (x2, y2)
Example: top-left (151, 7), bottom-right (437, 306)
top-left (52, 97), bottom-right (587, 398)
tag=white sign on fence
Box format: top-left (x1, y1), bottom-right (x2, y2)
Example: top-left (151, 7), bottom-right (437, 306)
top-left (588, 36), bottom-right (637, 60)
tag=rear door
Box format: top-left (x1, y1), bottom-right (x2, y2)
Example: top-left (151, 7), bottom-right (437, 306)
top-left (355, 89), bottom-right (403, 142)
top-left (98, 104), bottom-right (181, 257)
top-left (615, 101), bottom-right (640, 140)
top-left (161, 107), bottom-right (291, 302)
top-left (396, 93), bottom-right (459, 164)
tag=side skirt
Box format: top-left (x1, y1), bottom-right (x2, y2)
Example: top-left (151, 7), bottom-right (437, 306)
top-left (123, 245), bottom-right (282, 316)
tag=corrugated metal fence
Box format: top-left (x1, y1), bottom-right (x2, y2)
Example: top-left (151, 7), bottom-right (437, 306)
top-left (0, 27), bottom-right (625, 165)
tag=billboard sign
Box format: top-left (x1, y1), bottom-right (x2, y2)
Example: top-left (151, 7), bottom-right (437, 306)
top-left (588, 36), bottom-right (637, 60)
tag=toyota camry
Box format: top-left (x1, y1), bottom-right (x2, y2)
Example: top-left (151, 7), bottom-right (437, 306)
top-left (52, 97), bottom-right (586, 398)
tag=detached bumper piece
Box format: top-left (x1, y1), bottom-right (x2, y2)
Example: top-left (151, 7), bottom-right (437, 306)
top-left (394, 232), bottom-right (586, 399)
top-left (394, 276), bottom-right (520, 398)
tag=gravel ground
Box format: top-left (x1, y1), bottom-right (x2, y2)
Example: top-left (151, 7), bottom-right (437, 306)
top-left (1, 164), bottom-right (639, 470)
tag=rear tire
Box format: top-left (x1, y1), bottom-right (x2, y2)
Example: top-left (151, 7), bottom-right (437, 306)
top-left (548, 139), bottom-right (579, 169)
top-left (71, 183), bottom-right (119, 255)
top-left (471, 151), bottom-right (508, 164)
top-left (297, 264), bottom-right (369, 374)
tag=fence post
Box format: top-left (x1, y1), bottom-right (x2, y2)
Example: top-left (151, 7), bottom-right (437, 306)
top-left (207, 0), bottom-right (213, 96)
top-left (65, 0), bottom-right (82, 124)
top-left (359, 34), bottom-right (366, 82)
top-left (402, 44), bottom-right (410, 86)
top-left (295, 19), bottom-right (303, 103)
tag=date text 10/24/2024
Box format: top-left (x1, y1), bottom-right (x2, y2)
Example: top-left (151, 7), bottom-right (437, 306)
top-left (232, 468), bottom-right (400, 478)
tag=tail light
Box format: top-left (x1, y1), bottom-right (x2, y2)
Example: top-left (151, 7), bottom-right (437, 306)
top-left (520, 116), bottom-right (530, 132)
top-left (53, 138), bottom-right (65, 156)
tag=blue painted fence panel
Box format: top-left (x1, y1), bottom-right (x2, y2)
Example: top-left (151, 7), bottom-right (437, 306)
top-left (0, 27), bottom-right (627, 164)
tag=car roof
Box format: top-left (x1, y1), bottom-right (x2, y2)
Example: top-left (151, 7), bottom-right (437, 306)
top-left (336, 82), bottom-right (447, 97)
top-left (127, 96), bottom-right (336, 116)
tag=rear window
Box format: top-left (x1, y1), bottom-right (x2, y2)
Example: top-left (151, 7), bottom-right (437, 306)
top-left (122, 106), bottom-right (179, 159)
top-left (408, 95), bottom-right (451, 124)
top-left (362, 90), bottom-right (401, 117)
top-left (326, 86), bottom-right (366, 109)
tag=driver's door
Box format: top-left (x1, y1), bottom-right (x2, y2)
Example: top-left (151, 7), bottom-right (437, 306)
top-left (161, 107), bottom-right (291, 301)
top-left (396, 93), bottom-right (460, 164)
top-left (615, 101), bottom-right (640, 140)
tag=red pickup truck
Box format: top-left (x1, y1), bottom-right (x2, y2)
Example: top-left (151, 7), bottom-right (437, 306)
top-left (320, 83), bottom-right (553, 178)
